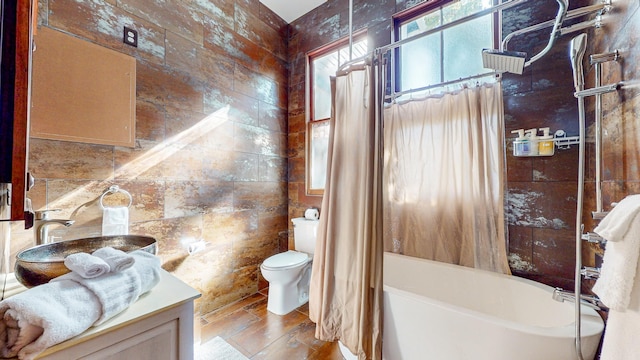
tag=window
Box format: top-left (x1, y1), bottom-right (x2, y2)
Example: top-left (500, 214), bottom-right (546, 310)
top-left (393, 0), bottom-right (497, 94)
top-left (307, 35), bottom-right (368, 195)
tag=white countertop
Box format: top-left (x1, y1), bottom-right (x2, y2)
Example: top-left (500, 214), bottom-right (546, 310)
top-left (3, 269), bottom-right (200, 358)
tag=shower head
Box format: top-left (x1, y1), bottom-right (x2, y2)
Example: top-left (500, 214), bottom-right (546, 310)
top-left (482, 49), bottom-right (527, 75)
top-left (569, 33), bottom-right (587, 92)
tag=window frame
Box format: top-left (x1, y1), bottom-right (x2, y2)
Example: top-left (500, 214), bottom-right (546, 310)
top-left (391, 0), bottom-right (500, 94)
top-left (305, 31), bottom-right (368, 196)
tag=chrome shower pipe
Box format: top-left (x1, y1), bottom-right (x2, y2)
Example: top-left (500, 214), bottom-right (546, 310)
top-left (590, 50), bottom-right (619, 64)
top-left (590, 50), bottom-right (619, 215)
top-left (570, 33), bottom-right (587, 360)
top-left (560, 18), bottom-right (601, 36)
top-left (348, 0), bottom-right (353, 61)
top-left (574, 83), bottom-right (620, 98)
top-left (502, 19), bottom-right (598, 52)
top-left (524, 0), bottom-right (568, 67)
top-left (501, 2), bottom-right (607, 51)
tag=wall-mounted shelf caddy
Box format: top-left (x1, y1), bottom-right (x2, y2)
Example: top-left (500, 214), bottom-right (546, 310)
top-left (511, 129), bottom-right (579, 157)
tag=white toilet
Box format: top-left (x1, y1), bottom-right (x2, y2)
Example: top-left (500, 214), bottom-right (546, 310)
top-left (260, 217), bottom-right (318, 315)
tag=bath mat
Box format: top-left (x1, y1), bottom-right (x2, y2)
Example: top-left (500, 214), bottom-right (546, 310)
top-left (196, 336), bottom-right (249, 360)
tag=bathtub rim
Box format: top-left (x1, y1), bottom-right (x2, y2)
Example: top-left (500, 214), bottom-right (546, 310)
top-left (382, 252), bottom-right (604, 338)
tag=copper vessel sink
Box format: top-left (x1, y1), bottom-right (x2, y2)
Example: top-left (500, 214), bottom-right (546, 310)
top-left (15, 235), bottom-right (158, 288)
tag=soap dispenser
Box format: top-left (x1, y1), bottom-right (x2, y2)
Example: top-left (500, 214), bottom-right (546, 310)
top-left (538, 127), bottom-right (554, 156)
top-left (525, 128), bottom-right (539, 156)
top-left (511, 129), bottom-right (529, 156)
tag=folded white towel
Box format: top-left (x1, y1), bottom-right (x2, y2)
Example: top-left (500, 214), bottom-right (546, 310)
top-left (102, 206), bottom-right (129, 236)
top-left (1, 309), bottom-right (44, 358)
top-left (53, 250), bottom-right (161, 325)
top-left (595, 194), bottom-right (640, 242)
top-left (64, 252), bottom-right (110, 278)
top-left (592, 212), bottom-right (640, 310)
top-left (0, 278), bottom-right (101, 360)
top-left (92, 247), bottom-right (135, 272)
top-left (0, 250), bottom-right (161, 359)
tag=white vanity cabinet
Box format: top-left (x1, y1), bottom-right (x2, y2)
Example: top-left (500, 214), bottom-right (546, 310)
top-left (2, 270), bottom-right (200, 360)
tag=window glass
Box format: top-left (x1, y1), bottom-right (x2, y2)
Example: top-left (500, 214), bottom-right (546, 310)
top-left (399, 33), bottom-right (441, 91)
top-left (442, 0), bottom-right (488, 20)
top-left (443, 16), bottom-right (492, 81)
top-left (311, 38), bottom-right (368, 122)
top-left (313, 52), bottom-right (336, 120)
top-left (309, 120), bottom-right (330, 190)
top-left (307, 36), bottom-right (368, 195)
top-left (397, 0), bottom-right (495, 92)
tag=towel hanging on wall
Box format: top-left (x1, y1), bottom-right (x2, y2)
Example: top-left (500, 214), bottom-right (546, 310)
top-left (100, 185), bottom-right (132, 236)
top-left (102, 207), bottom-right (129, 236)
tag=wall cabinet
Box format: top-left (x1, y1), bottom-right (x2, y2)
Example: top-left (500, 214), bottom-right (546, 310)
top-left (30, 27), bottom-right (136, 148)
top-left (0, 0), bottom-right (33, 223)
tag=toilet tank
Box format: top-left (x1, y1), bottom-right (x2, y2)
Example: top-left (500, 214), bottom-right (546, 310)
top-left (291, 217), bottom-right (318, 255)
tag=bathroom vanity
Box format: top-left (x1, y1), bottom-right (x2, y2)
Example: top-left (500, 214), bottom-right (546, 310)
top-left (3, 270), bottom-right (200, 360)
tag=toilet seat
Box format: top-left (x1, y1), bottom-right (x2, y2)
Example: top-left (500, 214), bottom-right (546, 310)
top-left (262, 250), bottom-right (309, 271)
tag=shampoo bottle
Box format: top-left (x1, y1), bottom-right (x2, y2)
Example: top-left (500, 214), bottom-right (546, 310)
top-left (525, 128), bottom-right (539, 156)
top-left (538, 127), bottom-right (554, 156)
top-left (511, 129), bottom-right (529, 156)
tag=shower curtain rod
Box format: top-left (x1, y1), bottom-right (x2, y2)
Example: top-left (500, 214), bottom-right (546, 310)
top-left (339, 0), bottom-right (529, 72)
top-left (337, 56), bottom-right (499, 102)
top-left (338, 0), bottom-right (606, 98)
top-left (376, 0), bottom-right (530, 55)
top-left (341, 0), bottom-right (603, 73)
top-left (384, 72), bottom-right (498, 102)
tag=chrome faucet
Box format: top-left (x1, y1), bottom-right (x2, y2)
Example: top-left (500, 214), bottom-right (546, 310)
top-left (34, 210), bottom-right (74, 245)
top-left (552, 287), bottom-right (606, 311)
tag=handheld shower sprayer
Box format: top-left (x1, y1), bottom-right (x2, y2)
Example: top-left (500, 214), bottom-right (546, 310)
top-left (569, 32), bottom-right (589, 360)
top-left (570, 33), bottom-right (587, 93)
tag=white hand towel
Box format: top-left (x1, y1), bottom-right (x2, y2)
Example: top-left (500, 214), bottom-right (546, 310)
top-left (102, 206), bottom-right (129, 236)
top-left (594, 194), bottom-right (640, 242)
top-left (92, 247), bottom-right (135, 272)
top-left (592, 212), bottom-right (640, 310)
top-left (63, 252), bottom-right (110, 278)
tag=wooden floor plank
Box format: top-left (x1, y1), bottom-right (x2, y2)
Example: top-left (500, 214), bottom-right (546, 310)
top-left (198, 290), bottom-right (345, 360)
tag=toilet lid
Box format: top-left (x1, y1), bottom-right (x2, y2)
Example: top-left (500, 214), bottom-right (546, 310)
top-left (263, 251), bottom-right (309, 270)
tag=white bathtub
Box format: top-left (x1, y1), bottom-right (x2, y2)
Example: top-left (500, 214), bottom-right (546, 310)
top-left (383, 252), bottom-right (604, 360)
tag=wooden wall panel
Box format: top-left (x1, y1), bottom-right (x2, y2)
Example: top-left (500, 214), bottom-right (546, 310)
top-left (30, 27), bottom-right (135, 148)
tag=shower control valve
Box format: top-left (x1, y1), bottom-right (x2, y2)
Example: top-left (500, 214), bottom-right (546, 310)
top-left (581, 232), bottom-right (606, 244)
top-left (580, 266), bottom-right (601, 280)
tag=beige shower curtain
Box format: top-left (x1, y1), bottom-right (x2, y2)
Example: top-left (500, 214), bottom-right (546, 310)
top-left (309, 62), bottom-right (383, 360)
top-left (383, 82), bottom-right (511, 274)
